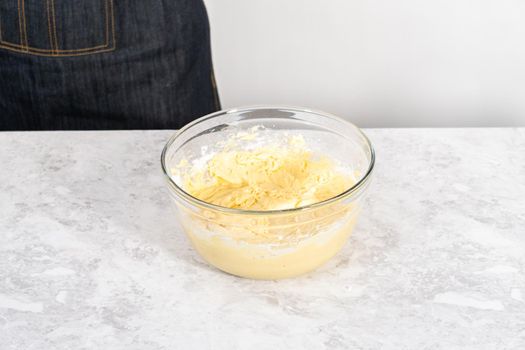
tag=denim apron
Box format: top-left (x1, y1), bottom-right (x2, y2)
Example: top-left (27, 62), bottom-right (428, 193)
top-left (0, 0), bottom-right (220, 130)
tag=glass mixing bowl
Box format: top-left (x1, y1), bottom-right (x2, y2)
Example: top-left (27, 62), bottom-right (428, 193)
top-left (161, 106), bottom-right (375, 279)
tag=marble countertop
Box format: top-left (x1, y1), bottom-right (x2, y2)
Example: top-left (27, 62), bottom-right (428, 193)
top-left (0, 128), bottom-right (524, 349)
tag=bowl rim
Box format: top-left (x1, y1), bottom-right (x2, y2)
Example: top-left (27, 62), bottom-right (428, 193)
top-left (161, 105), bottom-right (375, 215)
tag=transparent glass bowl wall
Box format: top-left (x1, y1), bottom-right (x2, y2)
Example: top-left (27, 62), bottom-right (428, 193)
top-left (161, 107), bottom-right (375, 279)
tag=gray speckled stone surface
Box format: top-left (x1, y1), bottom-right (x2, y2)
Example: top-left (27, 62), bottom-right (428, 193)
top-left (0, 129), bottom-right (524, 349)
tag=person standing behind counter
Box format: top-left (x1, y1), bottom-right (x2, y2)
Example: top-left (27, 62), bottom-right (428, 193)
top-left (0, 0), bottom-right (220, 130)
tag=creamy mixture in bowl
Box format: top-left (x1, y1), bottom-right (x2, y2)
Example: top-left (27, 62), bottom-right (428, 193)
top-left (162, 107), bottom-right (374, 279)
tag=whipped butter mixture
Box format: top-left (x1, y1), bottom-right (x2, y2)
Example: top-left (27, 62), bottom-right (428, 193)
top-left (179, 135), bottom-right (354, 211)
top-left (171, 130), bottom-right (360, 279)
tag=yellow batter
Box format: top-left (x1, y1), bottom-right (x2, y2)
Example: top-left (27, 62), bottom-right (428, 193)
top-left (183, 140), bottom-right (353, 211)
top-left (173, 135), bottom-right (360, 279)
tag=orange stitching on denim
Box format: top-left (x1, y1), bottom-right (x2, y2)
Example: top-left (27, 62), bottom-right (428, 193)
top-left (0, 44), bottom-right (114, 57)
top-left (50, 0), bottom-right (58, 53)
top-left (21, 0), bottom-right (28, 49)
top-left (0, 40), bottom-right (108, 52)
top-left (17, 0), bottom-right (23, 47)
top-left (110, 0), bottom-right (115, 47)
top-left (104, 0), bottom-right (109, 45)
top-left (0, 0), bottom-right (116, 56)
top-left (46, 0), bottom-right (55, 53)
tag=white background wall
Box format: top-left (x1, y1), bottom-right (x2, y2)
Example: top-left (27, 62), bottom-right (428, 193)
top-left (204, 0), bottom-right (525, 127)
